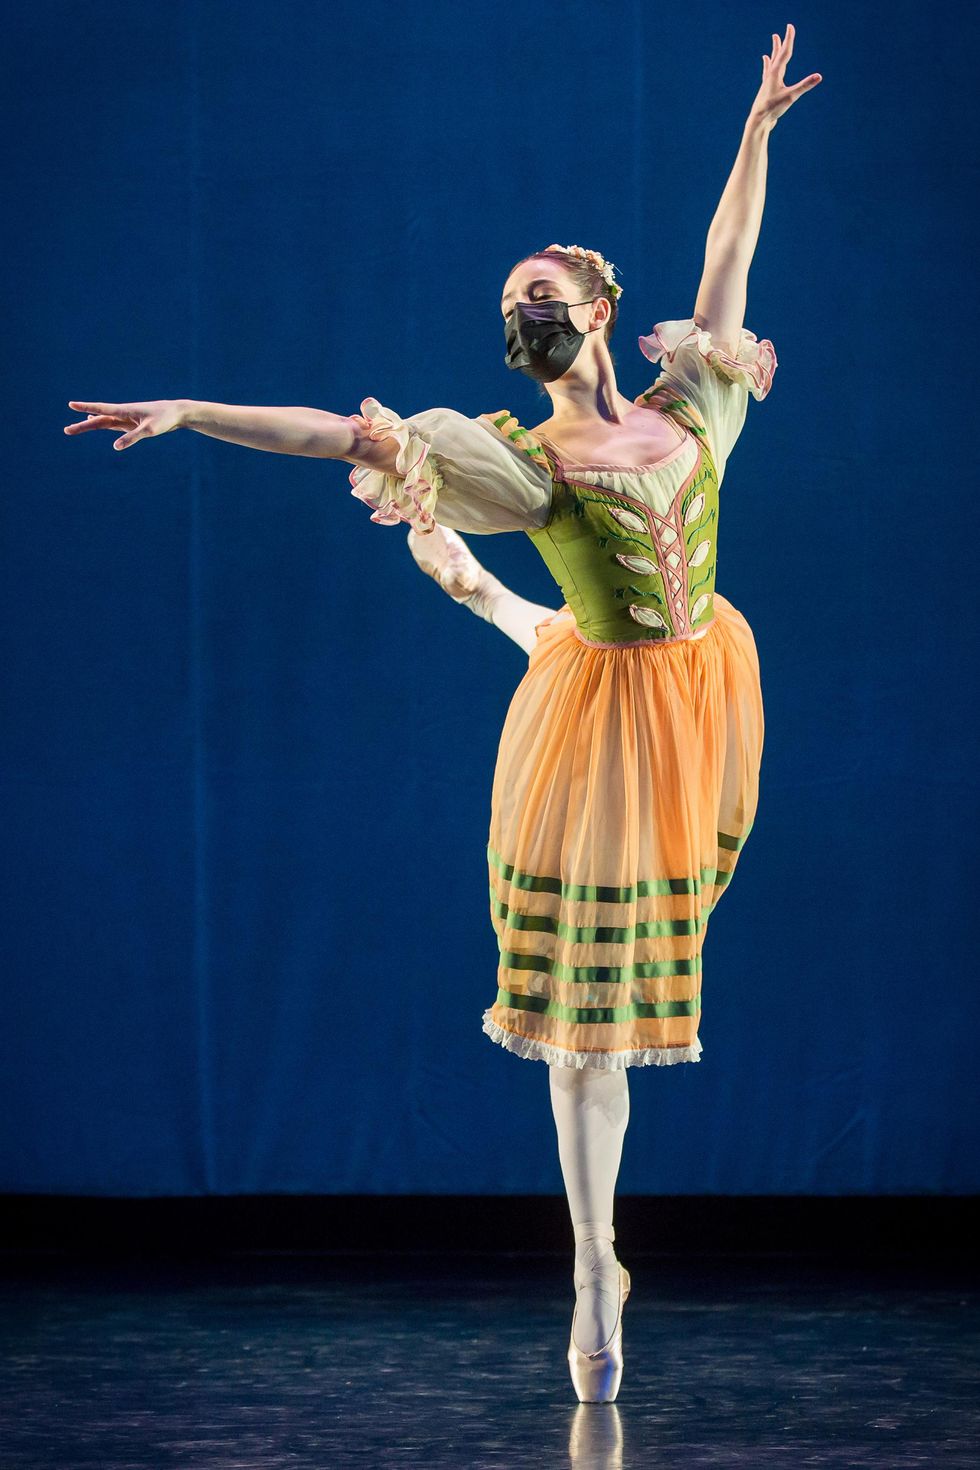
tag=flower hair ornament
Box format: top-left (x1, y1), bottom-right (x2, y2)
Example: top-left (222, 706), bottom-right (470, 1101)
top-left (543, 243), bottom-right (623, 299)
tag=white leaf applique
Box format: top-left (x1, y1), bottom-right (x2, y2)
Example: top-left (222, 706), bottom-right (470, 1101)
top-left (683, 493), bottom-right (705, 526)
top-left (690, 593), bottom-right (712, 622)
top-left (628, 605), bottom-right (669, 630)
top-left (689, 539), bottom-right (712, 567)
top-left (615, 553), bottom-right (660, 576)
top-left (608, 504), bottom-right (648, 537)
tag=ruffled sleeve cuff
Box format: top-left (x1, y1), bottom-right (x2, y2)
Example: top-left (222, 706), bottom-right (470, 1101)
top-left (347, 398), bottom-right (444, 535)
top-left (637, 318), bottom-right (777, 401)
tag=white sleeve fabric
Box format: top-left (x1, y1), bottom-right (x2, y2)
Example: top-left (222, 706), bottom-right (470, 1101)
top-left (346, 400), bottom-right (554, 536)
top-left (636, 318), bottom-right (776, 486)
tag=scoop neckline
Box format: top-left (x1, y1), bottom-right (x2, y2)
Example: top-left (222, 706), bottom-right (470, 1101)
top-left (533, 415), bottom-right (691, 475)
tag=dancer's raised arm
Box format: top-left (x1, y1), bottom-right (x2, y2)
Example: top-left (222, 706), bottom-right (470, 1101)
top-left (692, 23), bottom-right (821, 354)
top-left (631, 27), bottom-right (815, 489)
top-left (64, 397), bottom-right (401, 473)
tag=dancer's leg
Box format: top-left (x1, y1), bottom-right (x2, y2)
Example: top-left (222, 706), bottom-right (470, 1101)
top-left (406, 524), bottom-right (559, 655)
top-left (549, 1064), bottom-right (630, 1353)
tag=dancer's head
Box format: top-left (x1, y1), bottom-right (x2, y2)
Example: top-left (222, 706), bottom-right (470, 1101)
top-left (500, 245), bottom-right (620, 392)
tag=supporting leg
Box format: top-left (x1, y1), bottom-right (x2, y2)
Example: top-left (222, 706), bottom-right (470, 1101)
top-left (549, 1064), bottom-right (630, 1353)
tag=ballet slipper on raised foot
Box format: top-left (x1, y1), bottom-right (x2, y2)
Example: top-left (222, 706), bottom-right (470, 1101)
top-left (567, 1262), bottom-right (631, 1404)
top-left (405, 523), bottom-right (486, 603)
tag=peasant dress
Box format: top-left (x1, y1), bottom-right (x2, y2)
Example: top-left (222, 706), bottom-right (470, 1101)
top-left (347, 317), bottom-right (776, 1069)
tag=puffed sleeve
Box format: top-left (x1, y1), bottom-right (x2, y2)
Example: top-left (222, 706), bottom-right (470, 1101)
top-left (636, 318), bottom-right (777, 486)
top-left (346, 399), bottom-right (554, 536)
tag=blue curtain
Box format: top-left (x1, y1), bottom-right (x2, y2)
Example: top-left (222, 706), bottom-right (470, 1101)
top-left (2, 0), bottom-right (977, 1195)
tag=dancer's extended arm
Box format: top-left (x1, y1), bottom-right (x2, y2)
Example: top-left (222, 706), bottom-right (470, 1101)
top-left (64, 396), bottom-right (401, 473)
top-left (692, 23), bottom-right (821, 354)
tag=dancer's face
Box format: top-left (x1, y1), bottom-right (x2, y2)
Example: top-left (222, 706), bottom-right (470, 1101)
top-left (500, 262), bottom-right (592, 328)
top-left (500, 259), bottom-right (610, 385)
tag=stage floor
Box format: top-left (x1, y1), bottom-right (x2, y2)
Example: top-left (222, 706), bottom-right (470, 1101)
top-left (0, 1251), bottom-right (977, 1467)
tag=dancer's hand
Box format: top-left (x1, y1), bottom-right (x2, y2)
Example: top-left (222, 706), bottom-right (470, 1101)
top-left (63, 398), bottom-right (186, 451)
top-left (749, 23), bottom-right (822, 130)
top-left (406, 523), bottom-right (485, 602)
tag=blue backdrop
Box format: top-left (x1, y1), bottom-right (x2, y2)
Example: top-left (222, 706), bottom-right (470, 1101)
top-left (2, 0), bottom-right (977, 1197)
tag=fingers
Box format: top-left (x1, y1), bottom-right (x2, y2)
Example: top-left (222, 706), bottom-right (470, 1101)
top-left (64, 414), bottom-right (117, 429)
top-left (765, 23), bottom-right (809, 93)
top-left (758, 24), bottom-right (820, 112)
top-left (64, 413), bottom-right (128, 435)
top-left (63, 401), bottom-right (145, 449)
top-left (771, 22), bottom-right (794, 71)
top-left (64, 401), bottom-right (139, 440)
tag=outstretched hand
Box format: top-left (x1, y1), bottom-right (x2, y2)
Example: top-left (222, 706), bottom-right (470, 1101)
top-left (64, 398), bottom-right (184, 450)
top-left (750, 23), bottom-right (822, 128)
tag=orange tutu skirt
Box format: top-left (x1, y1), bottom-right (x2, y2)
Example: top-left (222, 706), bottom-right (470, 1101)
top-left (481, 591), bottom-right (764, 1070)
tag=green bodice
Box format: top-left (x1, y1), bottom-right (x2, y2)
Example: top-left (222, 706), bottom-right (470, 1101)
top-left (484, 384), bottom-right (721, 647)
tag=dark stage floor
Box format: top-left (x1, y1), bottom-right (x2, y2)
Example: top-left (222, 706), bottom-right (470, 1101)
top-left (0, 1252), bottom-right (977, 1468)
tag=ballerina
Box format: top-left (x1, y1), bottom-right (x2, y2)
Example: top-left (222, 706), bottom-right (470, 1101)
top-left (63, 23), bottom-right (820, 1402)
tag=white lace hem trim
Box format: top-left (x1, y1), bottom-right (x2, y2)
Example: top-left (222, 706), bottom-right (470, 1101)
top-left (481, 1011), bottom-right (703, 1070)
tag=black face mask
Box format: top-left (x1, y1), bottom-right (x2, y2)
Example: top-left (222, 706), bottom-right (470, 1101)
top-left (503, 297), bottom-right (602, 382)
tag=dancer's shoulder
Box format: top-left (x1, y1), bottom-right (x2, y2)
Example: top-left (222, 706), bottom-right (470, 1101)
top-left (476, 410), bottom-right (553, 473)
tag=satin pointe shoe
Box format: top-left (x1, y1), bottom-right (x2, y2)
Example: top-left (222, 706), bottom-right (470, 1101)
top-left (567, 1259), bottom-right (631, 1405)
top-left (405, 523), bottom-right (486, 603)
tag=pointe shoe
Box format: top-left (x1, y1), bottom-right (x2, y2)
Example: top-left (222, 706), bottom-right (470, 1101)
top-left (567, 1261), bottom-right (631, 1404)
top-left (406, 523), bottom-right (486, 603)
